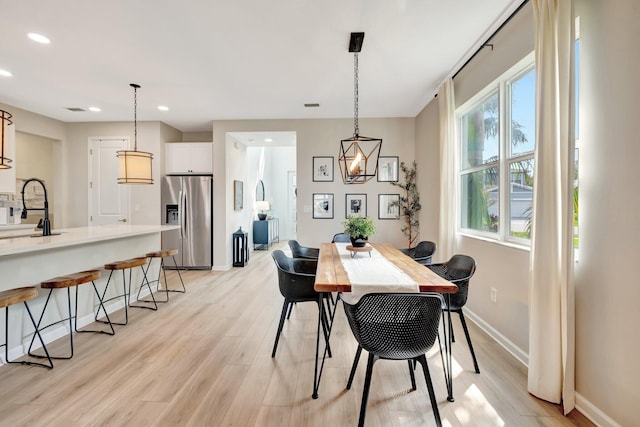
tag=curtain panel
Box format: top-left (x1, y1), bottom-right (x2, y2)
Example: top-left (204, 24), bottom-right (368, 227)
top-left (438, 78), bottom-right (456, 262)
top-left (528, 0), bottom-right (576, 415)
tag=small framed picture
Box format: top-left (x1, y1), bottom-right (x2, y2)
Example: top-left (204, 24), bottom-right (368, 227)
top-left (378, 194), bottom-right (400, 219)
top-left (313, 156), bottom-right (334, 182)
top-left (377, 156), bottom-right (399, 182)
top-left (313, 193), bottom-right (334, 219)
top-left (345, 193), bottom-right (367, 218)
top-left (234, 180), bottom-right (243, 210)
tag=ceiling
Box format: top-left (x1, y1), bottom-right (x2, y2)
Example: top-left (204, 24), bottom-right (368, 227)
top-left (0, 0), bottom-right (520, 133)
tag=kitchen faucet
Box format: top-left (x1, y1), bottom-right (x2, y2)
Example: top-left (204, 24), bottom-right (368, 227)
top-left (20, 177), bottom-right (51, 236)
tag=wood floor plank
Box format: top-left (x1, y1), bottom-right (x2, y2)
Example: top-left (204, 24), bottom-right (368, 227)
top-left (0, 241), bottom-right (594, 427)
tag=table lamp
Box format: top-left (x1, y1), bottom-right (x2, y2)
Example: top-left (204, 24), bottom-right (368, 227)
top-left (256, 201), bottom-right (270, 220)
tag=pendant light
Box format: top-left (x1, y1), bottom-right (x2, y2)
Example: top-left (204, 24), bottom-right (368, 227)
top-left (338, 32), bottom-right (382, 184)
top-left (0, 109), bottom-right (14, 169)
top-left (117, 83), bottom-right (153, 184)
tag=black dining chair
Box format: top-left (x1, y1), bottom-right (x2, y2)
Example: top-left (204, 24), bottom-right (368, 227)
top-left (331, 233), bottom-right (351, 243)
top-left (428, 254), bottom-right (479, 373)
top-left (271, 250), bottom-right (332, 358)
top-left (344, 293), bottom-right (444, 427)
top-left (400, 240), bottom-right (437, 265)
top-left (288, 240), bottom-right (319, 259)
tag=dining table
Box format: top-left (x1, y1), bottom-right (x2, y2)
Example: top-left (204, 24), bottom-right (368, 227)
top-left (312, 242), bottom-right (459, 402)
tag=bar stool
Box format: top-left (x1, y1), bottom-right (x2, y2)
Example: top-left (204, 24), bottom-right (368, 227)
top-left (99, 257), bottom-right (156, 326)
top-left (137, 249), bottom-right (186, 304)
top-left (28, 270), bottom-right (113, 360)
top-left (0, 287), bottom-right (53, 368)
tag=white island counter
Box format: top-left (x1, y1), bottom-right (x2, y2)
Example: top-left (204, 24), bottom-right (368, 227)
top-left (0, 224), bottom-right (178, 292)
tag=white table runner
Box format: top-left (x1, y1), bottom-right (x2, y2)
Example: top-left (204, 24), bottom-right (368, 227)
top-left (335, 243), bottom-right (419, 305)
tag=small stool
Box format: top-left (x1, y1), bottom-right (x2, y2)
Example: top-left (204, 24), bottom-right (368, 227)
top-left (100, 257), bottom-right (156, 326)
top-left (28, 270), bottom-right (113, 361)
top-left (1, 287), bottom-right (52, 368)
top-left (137, 249), bottom-right (186, 303)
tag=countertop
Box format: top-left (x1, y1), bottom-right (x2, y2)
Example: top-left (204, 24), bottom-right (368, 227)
top-left (0, 224), bottom-right (179, 257)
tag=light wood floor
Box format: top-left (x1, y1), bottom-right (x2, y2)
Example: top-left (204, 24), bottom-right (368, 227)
top-left (0, 241), bottom-right (594, 427)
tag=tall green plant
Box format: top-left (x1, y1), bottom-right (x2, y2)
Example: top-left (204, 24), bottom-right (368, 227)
top-left (389, 161), bottom-right (421, 249)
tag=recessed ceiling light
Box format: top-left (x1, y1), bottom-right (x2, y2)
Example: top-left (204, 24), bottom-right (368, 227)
top-left (264, 138), bottom-right (273, 142)
top-left (158, 105), bottom-right (169, 111)
top-left (0, 69), bottom-right (12, 77)
top-left (89, 107), bottom-right (101, 112)
top-left (28, 33), bottom-right (51, 44)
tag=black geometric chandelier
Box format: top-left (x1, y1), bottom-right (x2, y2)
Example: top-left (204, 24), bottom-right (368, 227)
top-left (338, 32), bottom-right (382, 184)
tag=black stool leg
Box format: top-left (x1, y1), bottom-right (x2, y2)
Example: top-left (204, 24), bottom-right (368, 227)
top-left (28, 288), bottom-right (74, 360)
top-left (167, 255), bottom-right (186, 293)
top-left (4, 304), bottom-right (53, 369)
top-left (138, 258), bottom-right (169, 303)
top-left (75, 283), bottom-right (115, 336)
top-left (130, 265), bottom-right (158, 310)
top-left (97, 269), bottom-right (129, 326)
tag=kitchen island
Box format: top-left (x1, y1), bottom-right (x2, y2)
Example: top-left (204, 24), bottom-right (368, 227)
top-left (0, 224), bottom-right (179, 362)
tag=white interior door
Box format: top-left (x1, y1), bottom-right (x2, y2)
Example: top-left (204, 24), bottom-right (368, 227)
top-left (89, 137), bottom-right (130, 225)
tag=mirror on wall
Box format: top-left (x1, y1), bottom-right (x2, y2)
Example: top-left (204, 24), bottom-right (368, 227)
top-left (256, 179), bottom-right (265, 201)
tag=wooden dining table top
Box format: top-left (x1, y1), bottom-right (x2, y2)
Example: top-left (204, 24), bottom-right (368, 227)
top-left (314, 242), bottom-right (458, 294)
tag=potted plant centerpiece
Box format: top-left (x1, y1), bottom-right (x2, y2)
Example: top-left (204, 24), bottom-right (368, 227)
top-left (343, 215), bottom-right (376, 247)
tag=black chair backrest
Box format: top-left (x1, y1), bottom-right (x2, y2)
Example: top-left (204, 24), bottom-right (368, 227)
top-left (414, 241), bottom-right (436, 259)
top-left (288, 240), bottom-right (319, 259)
top-left (332, 233), bottom-right (351, 243)
top-left (271, 250), bottom-right (318, 301)
top-left (343, 293), bottom-right (444, 360)
top-left (429, 254), bottom-right (476, 310)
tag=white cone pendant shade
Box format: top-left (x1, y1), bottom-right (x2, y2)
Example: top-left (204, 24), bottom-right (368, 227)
top-left (117, 83), bottom-right (154, 184)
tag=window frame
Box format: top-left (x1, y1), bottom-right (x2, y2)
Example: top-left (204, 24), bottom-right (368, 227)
top-left (456, 52), bottom-right (536, 246)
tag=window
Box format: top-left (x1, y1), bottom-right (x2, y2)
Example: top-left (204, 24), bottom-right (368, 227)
top-left (458, 54), bottom-right (536, 243)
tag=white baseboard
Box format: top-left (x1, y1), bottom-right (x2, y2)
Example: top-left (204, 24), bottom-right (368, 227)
top-left (464, 310), bottom-right (621, 427)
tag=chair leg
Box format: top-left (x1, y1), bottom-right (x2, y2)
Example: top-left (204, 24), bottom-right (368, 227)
top-left (130, 265), bottom-right (158, 311)
top-left (358, 352), bottom-right (378, 427)
top-left (458, 310), bottom-right (480, 373)
top-left (408, 360), bottom-right (417, 390)
top-left (28, 288), bottom-right (74, 360)
top-left (271, 300), bottom-right (289, 357)
top-left (167, 255), bottom-right (186, 293)
top-left (138, 258), bottom-right (169, 304)
top-left (286, 302), bottom-right (294, 319)
top-left (415, 354), bottom-right (442, 427)
top-left (346, 345), bottom-right (363, 389)
top-left (75, 282), bottom-right (115, 336)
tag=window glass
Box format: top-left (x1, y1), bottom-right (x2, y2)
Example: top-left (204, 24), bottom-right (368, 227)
top-left (460, 168), bottom-right (499, 233)
top-left (510, 69), bottom-right (536, 156)
top-left (460, 93), bottom-right (499, 168)
top-left (509, 159), bottom-right (534, 238)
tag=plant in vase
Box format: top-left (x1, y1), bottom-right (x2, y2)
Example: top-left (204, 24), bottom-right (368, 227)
top-left (389, 160), bottom-right (421, 249)
top-left (343, 215), bottom-right (376, 247)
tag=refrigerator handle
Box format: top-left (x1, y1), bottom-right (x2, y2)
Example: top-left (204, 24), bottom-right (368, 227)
top-left (181, 188), bottom-right (187, 238)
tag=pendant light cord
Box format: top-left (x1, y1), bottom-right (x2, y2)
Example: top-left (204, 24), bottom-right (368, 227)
top-left (131, 83), bottom-right (140, 152)
top-left (353, 52), bottom-right (359, 137)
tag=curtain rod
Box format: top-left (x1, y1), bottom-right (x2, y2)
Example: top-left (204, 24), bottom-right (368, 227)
top-left (451, 0), bottom-right (530, 80)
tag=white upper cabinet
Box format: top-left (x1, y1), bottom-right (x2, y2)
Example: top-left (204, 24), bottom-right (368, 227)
top-left (165, 142), bottom-right (213, 174)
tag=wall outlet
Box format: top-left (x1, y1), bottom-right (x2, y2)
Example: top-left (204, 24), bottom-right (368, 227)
top-left (490, 287), bottom-right (497, 303)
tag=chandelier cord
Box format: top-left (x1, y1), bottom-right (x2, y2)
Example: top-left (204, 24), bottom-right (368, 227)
top-left (353, 52), bottom-right (359, 137)
top-left (133, 85), bottom-right (138, 151)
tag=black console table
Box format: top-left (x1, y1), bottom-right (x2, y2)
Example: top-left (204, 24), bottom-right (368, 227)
top-left (253, 218), bottom-right (279, 250)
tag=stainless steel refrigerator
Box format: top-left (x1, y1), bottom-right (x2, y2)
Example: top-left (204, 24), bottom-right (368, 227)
top-left (162, 175), bottom-right (213, 269)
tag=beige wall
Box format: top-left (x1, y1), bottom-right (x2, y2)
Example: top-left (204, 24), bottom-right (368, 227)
top-left (212, 118), bottom-right (416, 268)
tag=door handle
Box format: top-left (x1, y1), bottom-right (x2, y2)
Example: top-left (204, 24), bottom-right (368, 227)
top-left (118, 218), bottom-right (127, 223)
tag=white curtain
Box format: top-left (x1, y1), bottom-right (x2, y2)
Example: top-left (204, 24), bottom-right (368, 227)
top-left (438, 78), bottom-right (456, 262)
top-left (528, 0), bottom-right (575, 414)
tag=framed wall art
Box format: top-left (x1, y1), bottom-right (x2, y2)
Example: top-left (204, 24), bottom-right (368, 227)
top-left (234, 180), bottom-right (243, 210)
top-left (313, 193), bottom-right (334, 219)
top-left (377, 156), bottom-right (399, 182)
top-left (313, 156), bottom-right (334, 182)
top-left (345, 193), bottom-right (367, 218)
top-left (378, 193), bottom-right (400, 219)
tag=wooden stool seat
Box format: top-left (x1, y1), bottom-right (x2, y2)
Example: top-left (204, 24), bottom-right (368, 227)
top-left (2, 286), bottom-right (53, 369)
top-left (105, 257), bottom-right (148, 271)
top-left (41, 270), bottom-right (101, 289)
top-left (146, 249), bottom-right (178, 258)
top-left (0, 287), bottom-right (38, 308)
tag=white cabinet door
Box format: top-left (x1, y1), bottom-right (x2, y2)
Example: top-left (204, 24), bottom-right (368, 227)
top-left (165, 143), bottom-right (212, 174)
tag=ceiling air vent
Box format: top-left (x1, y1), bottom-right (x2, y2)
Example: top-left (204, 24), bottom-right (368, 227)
top-left (304, 103), bottom-right (320, 108)
top-left (66, 107), bottom-right (86, 112)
